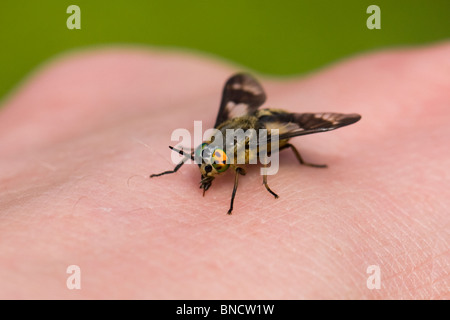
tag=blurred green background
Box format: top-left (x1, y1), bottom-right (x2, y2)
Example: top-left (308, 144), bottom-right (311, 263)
top-left (0, 0), bottom-right (449, 101)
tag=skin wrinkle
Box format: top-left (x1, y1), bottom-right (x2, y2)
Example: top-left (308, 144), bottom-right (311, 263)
top-left (345, 190), bottom-right (425, 294)
top-left (0, 43), bottom-right (449, 298)
top-left (359, 188), bottom-right (446, 298)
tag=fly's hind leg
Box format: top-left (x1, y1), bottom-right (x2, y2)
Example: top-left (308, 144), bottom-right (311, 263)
top-left (282, 143), bottom-right (327, 168)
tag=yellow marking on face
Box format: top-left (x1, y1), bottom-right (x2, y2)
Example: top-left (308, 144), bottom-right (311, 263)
top-left (212, 149), bottom-right (229, 172)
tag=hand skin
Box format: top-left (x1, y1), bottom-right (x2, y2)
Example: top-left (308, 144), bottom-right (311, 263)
top-left (0, 43), bottom-right (449, 299)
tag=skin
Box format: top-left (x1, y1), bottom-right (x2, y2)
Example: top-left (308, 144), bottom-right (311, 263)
top-left (0, 43), bottom-right (449, 299)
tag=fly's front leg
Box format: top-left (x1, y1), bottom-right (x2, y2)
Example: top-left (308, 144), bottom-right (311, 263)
top-left (150, 159), bottom-right (187, 177)
top-left (150, 146), bottom-right (193, 178)
top-left (227, 167), bottom-right (246, 215)
top-left (282, 143), bottom-right (327, 168)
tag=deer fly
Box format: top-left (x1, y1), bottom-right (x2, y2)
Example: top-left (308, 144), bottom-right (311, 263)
top-left (151, 73), bottom-right (361, 214)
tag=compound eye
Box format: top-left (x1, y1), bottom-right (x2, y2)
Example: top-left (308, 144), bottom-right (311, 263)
top-left (211, 149), bottom-right (229, 173)
top-left (205, 165), bottom-right (213, 173)
top-left (195, 143), bottom-right (209, 162)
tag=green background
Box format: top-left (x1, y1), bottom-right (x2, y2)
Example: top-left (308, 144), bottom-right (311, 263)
top-left (0, 0), bottom-right (449, 101)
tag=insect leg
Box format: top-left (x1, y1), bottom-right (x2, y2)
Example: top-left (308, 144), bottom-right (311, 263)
top-left (150, 158), bottom-right (188, 178)
top-left (227, 167), bottom-right (246, 215)
top-left (282, 143), bottom-right (327, 168)
top-left (262, 168), bottom-right (279, 199)
top-left (169, 146), bottom-right (194, 160)
top-left (150, 146), bottom-right (194, 178)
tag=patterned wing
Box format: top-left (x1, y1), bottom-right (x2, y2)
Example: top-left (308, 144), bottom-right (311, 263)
top-left (214, 73), bottom-right (267, 128)
top-left (257, 110), bottom-right (361, 140)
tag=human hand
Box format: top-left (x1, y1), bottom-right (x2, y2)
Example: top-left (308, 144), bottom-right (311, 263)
top-left (0, 43), bottom-right (448, 299)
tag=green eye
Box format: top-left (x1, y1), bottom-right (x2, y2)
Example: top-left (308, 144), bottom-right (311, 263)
top-left (212, 149), bottom-right (229, 172)
top-left (195, 143), bottom-right (208, 162)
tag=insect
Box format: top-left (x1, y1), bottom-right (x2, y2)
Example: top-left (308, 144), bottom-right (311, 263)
top-left (151, 73), bottom-right (361, 214)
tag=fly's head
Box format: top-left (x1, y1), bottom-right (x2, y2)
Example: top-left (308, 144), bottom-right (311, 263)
top-left (195, 142), bottom-right (230, 195)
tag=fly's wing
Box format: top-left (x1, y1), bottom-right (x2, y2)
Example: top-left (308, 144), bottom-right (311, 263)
top-left (214, 73), bottom-right (267, 128)
top-left (258, 111), bottom-right (361, 141)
